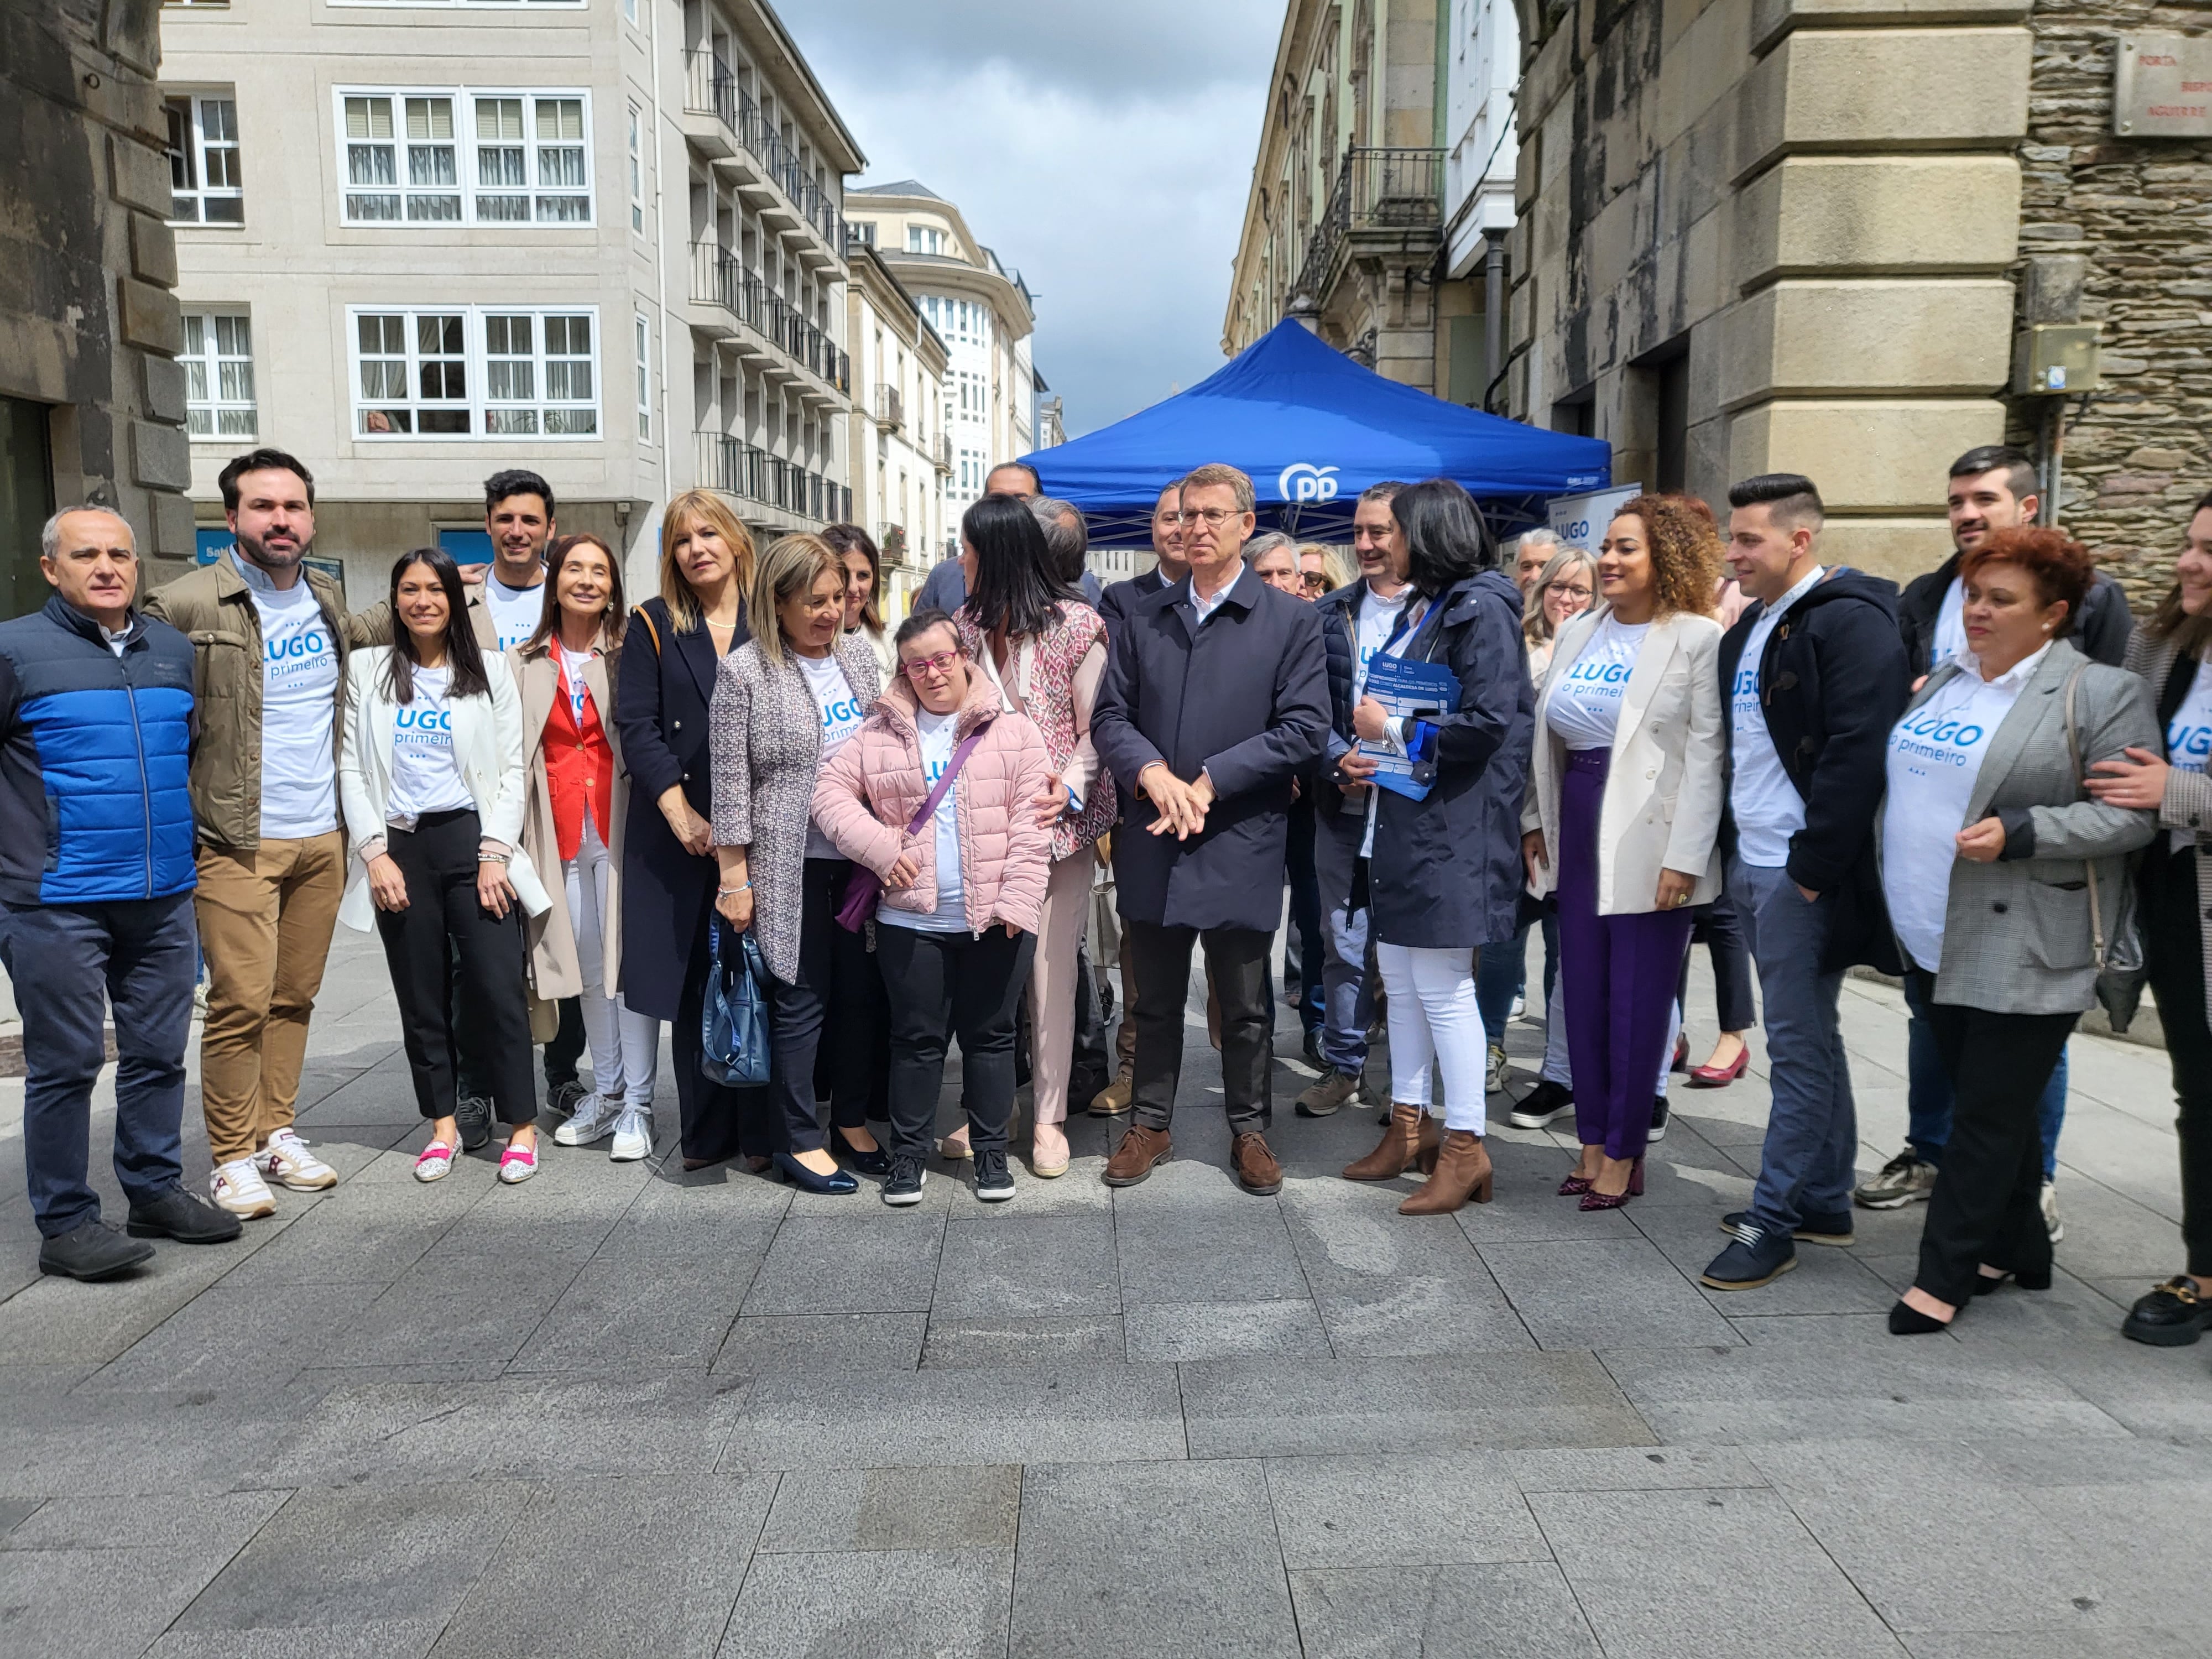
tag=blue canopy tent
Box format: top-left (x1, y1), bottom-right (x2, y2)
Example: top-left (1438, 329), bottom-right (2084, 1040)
top-left (1020, 319), bottom-right (1613, 546)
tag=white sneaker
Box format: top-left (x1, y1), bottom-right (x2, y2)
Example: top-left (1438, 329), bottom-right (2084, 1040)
top-left (2042, 1180), bottom-right (2064, 1244)
top-left (210, 1158), bottom-right (276, 1218)
top-left (1485, 1044), bottom-right (1508, 1095)
top-left (609, 1106), bottom-right (653, 1162)
top-left (256, 1128), bottom-right (338, 1191)
top-left (553, 1093), bottom-right (622, 1146)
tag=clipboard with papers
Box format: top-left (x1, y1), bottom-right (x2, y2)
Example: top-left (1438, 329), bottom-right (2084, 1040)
top-left (1359, 654), bottom-right (1461, 802)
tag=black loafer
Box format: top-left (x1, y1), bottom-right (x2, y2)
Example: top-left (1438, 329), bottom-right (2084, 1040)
top-left (2122, 1276), bottom-right (2212, 1347)
top-left (833, 1137), bottom-right (891, 1179)
top-left (127, 1187), bottom-right (244, 1244)
top-left (773, 1152), bottom-right (858, 1195)
top-left (38, 1219), bottom-right (155, 1281)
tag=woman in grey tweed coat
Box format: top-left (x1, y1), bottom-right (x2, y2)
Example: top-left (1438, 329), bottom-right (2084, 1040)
top-left (2089, 488), bottom-right (2212, 1347)
top-left (711, 534), bottom-right (884, 1193)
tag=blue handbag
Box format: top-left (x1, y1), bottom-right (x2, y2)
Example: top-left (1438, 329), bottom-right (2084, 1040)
top-left (700, 921), bottom-right (771, 1088)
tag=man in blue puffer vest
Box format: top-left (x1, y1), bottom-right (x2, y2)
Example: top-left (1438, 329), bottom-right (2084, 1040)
top-left (0, 507), bottom-right (241, 1280)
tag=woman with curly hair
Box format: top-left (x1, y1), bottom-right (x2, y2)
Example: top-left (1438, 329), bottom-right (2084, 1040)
top-left (1521, 495), bottom-right (1725, 1208)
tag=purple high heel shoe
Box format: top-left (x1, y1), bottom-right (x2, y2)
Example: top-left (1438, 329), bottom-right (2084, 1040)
top-left (1578, 1156), bottom-right (1645, 1211)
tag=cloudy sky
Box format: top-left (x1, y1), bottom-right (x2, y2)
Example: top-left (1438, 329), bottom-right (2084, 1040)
top-left (781, 1), bottom-right (1285, 439)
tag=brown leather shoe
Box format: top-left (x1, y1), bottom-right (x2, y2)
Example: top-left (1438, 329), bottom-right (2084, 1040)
top-left (1399, 1130), bottom-right (1495, 1215)
top-left (1103, 1124), bottom-right (1172, 1187)
top-left (1231, 1131), bottom-right (1283, 1196)
top-left (1343, 1103), bottom-right (1442, 1181)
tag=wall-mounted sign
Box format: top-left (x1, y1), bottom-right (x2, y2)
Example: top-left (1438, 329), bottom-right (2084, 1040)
top-left (1547, 486), bottom-right (1638, 551)
top-left (2115, 34), bottom-right (2212, 138)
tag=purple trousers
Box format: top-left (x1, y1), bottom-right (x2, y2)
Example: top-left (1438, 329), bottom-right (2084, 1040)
top-left (1557, 749), bottom-right (1694, 1160)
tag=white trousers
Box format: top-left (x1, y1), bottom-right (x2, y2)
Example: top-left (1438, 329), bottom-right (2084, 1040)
top-left (1375, 943), bottom-right (1486, 1134)
top-left (1540, 971), bottom-right (1679, 1099)
top-left (563, 816), bottom-right (659, 1108)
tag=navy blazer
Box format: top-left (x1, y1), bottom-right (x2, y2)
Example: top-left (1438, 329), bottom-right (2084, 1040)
top-left (1096, 565), bottom-right (1168, 635)
top-left (1093, 564), bottom-right (1329, 931)
top-left (614, 596), bottom-right (750, 1020)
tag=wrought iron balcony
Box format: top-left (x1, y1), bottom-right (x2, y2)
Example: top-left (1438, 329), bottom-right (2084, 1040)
top-left (1293, 146), bottom-right (1444, 308)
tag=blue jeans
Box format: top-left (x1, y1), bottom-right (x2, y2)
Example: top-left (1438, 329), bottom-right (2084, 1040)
top-left (1476, 926), bottom-right (1528, 1051)
top-left (1284, 800), bottom-right (1325, 1035)
top-left (1903, 973), bottom-right (2067, 1180)
top-left (1731, 859), bottom-right (1858, 1230)
top-left (0, 894), bottom-right (196, 1236)
top-left (1311, 801), bottom-right (1373, 1077)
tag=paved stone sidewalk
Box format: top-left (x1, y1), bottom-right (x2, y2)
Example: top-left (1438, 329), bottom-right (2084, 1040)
top-left (3, 929), bottom-right (2210, 1658)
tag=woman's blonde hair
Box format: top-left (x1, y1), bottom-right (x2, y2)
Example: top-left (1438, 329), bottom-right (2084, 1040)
top-left (658, 489), bottom-right (756, 632)
top-left (749, 533), bottom-right (842, 667)
top-left (1296, 542), bottom-right (1350, 591)
top-left (1611, 494), bottom-right (1722, 619)
top-left (1524, 545), bottom-right (1599, 644)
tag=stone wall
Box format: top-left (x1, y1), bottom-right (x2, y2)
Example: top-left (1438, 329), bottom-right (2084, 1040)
top-left (0, 0), bottom-right (192, 580)
top-left (2009, 1), bottom-right (2212, 603)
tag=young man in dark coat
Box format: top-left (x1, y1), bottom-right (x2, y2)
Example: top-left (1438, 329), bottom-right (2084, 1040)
top-left (1700, 474), bottom-right (1911, 1291)
top-left (1092, 463), bottom-right (1331, 1194)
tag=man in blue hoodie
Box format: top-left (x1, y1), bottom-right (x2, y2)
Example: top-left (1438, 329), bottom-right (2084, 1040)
top-left (0, 508), bottom-right (241, 1280)
top-left (1700, 475), bottom-right (1911, 1291)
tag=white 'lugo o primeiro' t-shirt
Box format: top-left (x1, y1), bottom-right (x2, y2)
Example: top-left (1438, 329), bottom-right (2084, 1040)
top-left (246, 568), bottom-right (341, 838)
top-left (878, 706), bottom-right (969, 934)
top-left (1880, 645), bottom-right (2047, 972)
top-left (799, 651), bottom-right (868, 860)
top-left (385, 665), bottom-right (475, 828)
top-left (1546, 614), bottom-right (1649, 752)
top-left (483, 576), bottom-right (546, 652)
top-left (1728, 566), bottom-right (1825, 868)
top-left (2166, 658), bottom-right (2212, 854)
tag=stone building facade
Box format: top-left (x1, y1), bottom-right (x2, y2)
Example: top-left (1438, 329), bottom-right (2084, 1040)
top-left (1, 0), bottom-right (191, 618)
top-left (1503, 0), bottom-right (2209, 591)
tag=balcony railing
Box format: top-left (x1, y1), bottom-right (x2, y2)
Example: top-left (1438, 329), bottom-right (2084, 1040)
top-left (682, 49), bottom-right (738, 132)
top-left (696, 432), bottom-right (850, 524)
top-left (682, 51), bottom-right (848, 257)
top-left (690, 242), bottom-right (850, 396)
top-left (1294, 146), bottom-right (1445, 306)
top-left (875, 385), bottom-right (903, 427)
top-left (932, 433), bottom-right (953, 471)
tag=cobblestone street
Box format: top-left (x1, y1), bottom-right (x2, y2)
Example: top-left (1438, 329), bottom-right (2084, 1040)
top-left (3, 931), bottom-right (2210, 1658)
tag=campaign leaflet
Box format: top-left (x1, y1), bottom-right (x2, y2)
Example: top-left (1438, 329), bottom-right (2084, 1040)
top-left (1359, 654), bottom-right (1460, 802)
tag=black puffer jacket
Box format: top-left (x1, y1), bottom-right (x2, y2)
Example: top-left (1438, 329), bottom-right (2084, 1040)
top-left (1899, 550), bottom-right (2131, 678)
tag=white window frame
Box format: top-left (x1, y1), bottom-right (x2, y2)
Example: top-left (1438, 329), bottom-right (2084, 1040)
top-left (165, 92), bottom-right (243, 225)
top-left (329, 2), bottom-right (583, 9)
top-left (634, 312), bottom-right (651, 444)
top-left (334, 87), bottom-right (594, 228)
top-left (627, 103), bottom-right (645, 234)
top-left (179, 311), bottom-right (257, 439)
top-left (347, 304), bottom-right (601, 441)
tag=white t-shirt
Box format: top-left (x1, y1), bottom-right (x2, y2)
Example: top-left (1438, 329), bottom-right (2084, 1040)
top-left (2166, 658), bottom-right (2212, 853)
top-left (1547, 615), bottom-right (1650, 752)
top-left (878, 706), bottom-right (968, 934)
top-left (386, 665), bottom-right (474, 828)
top-left (1728, 566), bottom-right (1825, 868)
top-left (482, 576), bottom-right (545, 652)
top-left (1930, 573), bottom-right (1969, 670)
top-left (799, 651), bottom-right (868, 859)
top-left (1352, 586), bottom-right (1411, 702)
top-left (241, 562), bottom-right (340, 839)
top-left (1880, 646), bottom-right (2046, 971)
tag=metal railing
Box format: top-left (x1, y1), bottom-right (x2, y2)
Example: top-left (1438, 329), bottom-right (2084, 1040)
top-left (690, 243), bottom-right (850, 395)
top-left (875, 385), bottom-right (903, 427)
top-left (1294, 146), bottom-right (1445, 305)
top-left (932, 432), bottom-right (952, 469)
top-left (695, 432), bottom-right (850, 525)
top-left (682, 54), bottom-right (848, 256)
top-left (682, 50), bottom-right (737, 130)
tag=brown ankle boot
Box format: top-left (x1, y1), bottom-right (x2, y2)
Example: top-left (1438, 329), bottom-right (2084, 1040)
top-left (1399, 1130), bottom-right (1494, 1214)
top-left (1342, 1104), bottom-right (1441, 1182)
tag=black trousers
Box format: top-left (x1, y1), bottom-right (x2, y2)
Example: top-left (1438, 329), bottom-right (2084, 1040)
top-left (2144, 843), bottom-right (2212, 1275)
top-left (1680, 886), bottom-right (1756, 1035)
top-left (457, 988), bottom-right (582, 1100)
top-left (1908, 972), bottom-right (2077, 1306)
top-left (877, 923), bottom-right (1033, 1160)
top-left (1124, 920), bottom-right (1274, 1135)
top-left (374, 808), bottom-right (536, 1126)
top-left (673, 907), bottom-right (780, 1166)
top-left (768, 858), bottom-right (880, 1153)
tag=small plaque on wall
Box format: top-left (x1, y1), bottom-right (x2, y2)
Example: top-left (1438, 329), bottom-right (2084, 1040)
top-left (2114, 33), bottom-right (2212, 137)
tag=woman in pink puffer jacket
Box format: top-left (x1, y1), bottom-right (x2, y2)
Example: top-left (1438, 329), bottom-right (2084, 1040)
top-left (811, 609), bottom-right (1053, 1206)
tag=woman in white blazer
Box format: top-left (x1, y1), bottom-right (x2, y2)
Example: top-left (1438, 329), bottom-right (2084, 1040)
top-left (339, 548), bottom-right (552, 1185)
top-left (1522, 495), bottom-right (1725, 1208)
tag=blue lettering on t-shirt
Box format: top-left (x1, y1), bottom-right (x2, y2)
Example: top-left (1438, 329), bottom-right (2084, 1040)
top-left (267, 629), bottom-right (330, 662)
top-left (395, 707), bottom-right (453, 735)
top-left (2169, 718), bottom-right (2212, 767)
top-left (821, 696), bottom-right (865, 727)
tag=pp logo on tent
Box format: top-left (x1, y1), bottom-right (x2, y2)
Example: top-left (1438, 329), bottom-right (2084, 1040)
top-left (1278, 463), bottom-right (1340, 503)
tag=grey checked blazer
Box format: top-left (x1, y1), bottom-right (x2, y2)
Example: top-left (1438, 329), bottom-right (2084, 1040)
top-left (707, 632), bottom-right (881, 983)
top-left (1880, 639), bottom-right (2159, 1015)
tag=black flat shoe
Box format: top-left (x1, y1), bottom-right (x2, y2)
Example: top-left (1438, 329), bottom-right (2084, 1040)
top-left (38, 1219), bottom-right (155, 1281)
top-left (773, 1152), bottom-right (858, 1195)
top-left (834, 1135), bottom-right (890, 1178)
top-left (2122, 1276), bottom-right (2212, 1346)
top-left (126, 1188), bottom-right (243, 1244)
top-left (1887, 1300), bottom-right (1952, 1335)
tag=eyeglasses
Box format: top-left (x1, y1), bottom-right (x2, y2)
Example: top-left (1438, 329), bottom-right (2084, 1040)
top-left (1177, 508), bottom-right (1240, 528)
top-left (1550, 583), bottom-right (1594, 600)
top-left (1301, 572), bottom-right (1329, 589)
top-left (900, 650), bottom-right (961, 680)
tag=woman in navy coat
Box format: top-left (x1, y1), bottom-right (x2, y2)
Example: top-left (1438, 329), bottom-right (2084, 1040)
top-left (1339, 478), bottom-right (1535, 1213)
top-left (617, 490), bottom-right (774, 1171)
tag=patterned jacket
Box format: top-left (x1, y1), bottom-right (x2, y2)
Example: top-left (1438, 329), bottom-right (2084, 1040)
top-left (2124, 622), bottom-right (2212, 1008)
top-left (955, 603), bottom-right (1116, 862)
top-left (708, 630), bottom-right (881, 982)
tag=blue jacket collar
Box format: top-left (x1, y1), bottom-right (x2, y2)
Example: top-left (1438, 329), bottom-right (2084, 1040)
top-left (43, 592), bottom-right (142, 649)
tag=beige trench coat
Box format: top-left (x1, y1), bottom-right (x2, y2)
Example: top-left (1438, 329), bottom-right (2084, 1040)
top-left (512, 634), bottom-right (628, 1004)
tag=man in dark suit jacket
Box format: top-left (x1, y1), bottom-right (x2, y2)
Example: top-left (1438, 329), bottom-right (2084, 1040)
top-left (1092, 464), bottom-right (1331, 1195)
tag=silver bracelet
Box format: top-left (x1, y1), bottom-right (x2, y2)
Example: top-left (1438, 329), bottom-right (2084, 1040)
top-left (717, 882), bottom-right (751, 896)
top-left (477, 853), bottom-right (509, 865)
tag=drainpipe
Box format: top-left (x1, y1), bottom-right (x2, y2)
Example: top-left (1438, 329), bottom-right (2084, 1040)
top-left (1483, 229), bottom-right (1505, 409)
top-left (649, 0), bottom-right (672, 571)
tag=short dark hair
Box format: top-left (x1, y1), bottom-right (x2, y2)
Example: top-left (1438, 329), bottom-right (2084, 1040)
top-left (1391, 478), bottom-right (1495, 597)
top-left (1948, 445), bottom-right (2038, 504)
top-left (1359, 481), bottom-right (1408, 509)
top-left (894, 606), bottom-right (959, 650)
top-left (1960, 525), bottom-right (2094, 634)
top-left (1727, 472), bottom-right (1825, 530)
top-left (484, 468), bottom-right (555, 518)
top-left (985, 461), bottom-right (1040, 493)
top-left (219, 447), bottom-right (315, 512)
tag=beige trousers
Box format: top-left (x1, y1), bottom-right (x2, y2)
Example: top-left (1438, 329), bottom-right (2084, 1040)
top-left (1027, 852), bottom-right (1094, 1125)
top-left (195, 832), bottom-right (346, 1162)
